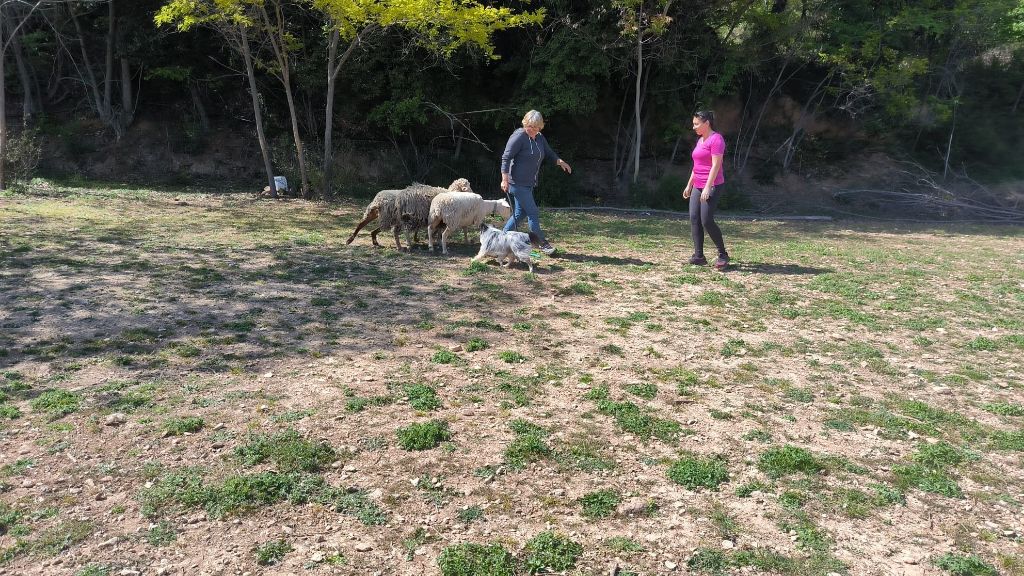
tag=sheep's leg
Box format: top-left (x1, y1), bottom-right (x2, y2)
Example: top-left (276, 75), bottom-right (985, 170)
top-left (427, 223), bottom-right (436, 252)
top-left (393, 227), bottom-right (403, 251)
top-left (441, 227), bottom-right (453, 255)
top-left (346, 208), bottom-right (378, 244)
top-left (369, 227), bottom-right (383, 247)
top-left (403, 227), bottom-right (414, 251)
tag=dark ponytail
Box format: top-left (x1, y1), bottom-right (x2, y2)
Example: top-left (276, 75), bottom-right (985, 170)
top-left (694, 110), bottom-right (715, 129)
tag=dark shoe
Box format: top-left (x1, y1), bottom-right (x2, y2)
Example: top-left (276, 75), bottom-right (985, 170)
top-left (540, 242), bottom-right (557, 255)
top-left (714, 256), bottom-right (730, 270)
top-left (688, 255), bottom-right (708, 265)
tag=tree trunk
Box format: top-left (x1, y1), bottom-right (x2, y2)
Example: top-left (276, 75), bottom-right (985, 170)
top-left (9, 23), bottom-right (38, 124)
top-left (282, 70), bottom-right (310, 197)
top-left (119, 57), bottom-right (135, 129)
top-left (1, 18), bottom-right (7, 191)
top-left (240, 28), bottom-right (276, 197)
top-left (323, 30), bottom-right (340, 196)
top-left (69, 4), bottom-right (109, 125)
top-left (1012, 80), bottom-right (1024, 115)
top-left (104, 0), bottom-right (115, 124)
top-left (323, 26), bottom-right (370, 196)
top-left (632, 26), bottom-right (642, 184)
top-left (257, 3), bottom-right (308, 198)
top-left (189, 81), bottom-right (209, 134)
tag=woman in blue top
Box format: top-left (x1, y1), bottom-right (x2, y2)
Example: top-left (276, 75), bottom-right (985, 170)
top-left (500, 110), bottom-right (572, 255)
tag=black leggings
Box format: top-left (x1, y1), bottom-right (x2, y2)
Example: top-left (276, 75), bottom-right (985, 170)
top-left (688, 186), bottom-right (727, 258)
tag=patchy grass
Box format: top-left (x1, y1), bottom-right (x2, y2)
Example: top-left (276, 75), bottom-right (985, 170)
top-left (667, 456), bottom-right (729, 491)
top-left (578, 489), bottom-right (621, 518)
top-left (396, 420), bottom-right (452, 451)
top-left (3, 185), bottom-right (1023, 575)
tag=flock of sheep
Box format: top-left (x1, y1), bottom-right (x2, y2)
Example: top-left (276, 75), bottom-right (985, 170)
top-left (345, 179), bottom-right (525, 266)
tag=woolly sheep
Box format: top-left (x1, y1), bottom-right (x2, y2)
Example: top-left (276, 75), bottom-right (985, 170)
top-left (426, 192), bottom-right (512, 255)
top-left (346, 179), bottom-right (471, 250)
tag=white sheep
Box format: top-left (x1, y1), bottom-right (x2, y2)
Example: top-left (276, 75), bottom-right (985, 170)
top-left (426, 192), bottom-right (512, 254)
top-left (346, 179), bottom-right (471, 250)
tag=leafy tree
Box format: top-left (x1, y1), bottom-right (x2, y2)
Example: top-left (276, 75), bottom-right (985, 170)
top-left (308, 0), bottom-right (545, 193)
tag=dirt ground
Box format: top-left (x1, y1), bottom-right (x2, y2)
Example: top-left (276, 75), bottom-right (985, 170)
top-left (1, 186), bottom-right (1023, 576)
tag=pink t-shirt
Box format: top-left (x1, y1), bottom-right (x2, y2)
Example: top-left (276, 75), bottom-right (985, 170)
top-left (691, 132), bottom-right (726, 188)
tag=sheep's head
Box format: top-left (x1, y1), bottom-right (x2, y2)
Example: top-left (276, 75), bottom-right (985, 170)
top-left (495, 199), bottom-right (512, 219)
top-left (448, 178), bottom-right (472, 192)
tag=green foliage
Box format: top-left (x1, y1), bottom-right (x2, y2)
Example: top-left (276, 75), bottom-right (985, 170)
top-left (255, 539), bottom-right (292, 566)
top-left (234, 429), bottom-right (337, 472)
top-left (465, 337), bottom-right (488, 352)
top-left (934, 553), bottom-right (999, 576)
top-left (30, 390), bottom-right (81, 419)
top-left (758, 445), bottom-right (824, 478)
top-left (983, 402), bottom-right (1024, 416)
top-left (431, 349), bottom-right (462, 364)
top-left (595, 399), bottom-right (681, 441)
top-left (1, 128), bottom-right (42, 188)
top-left (667, 456), bottom-right (729, 490)
top-left (163, 417), bottom-right (204, 436)
top-left (396, 420), bottom-right (452, 450)
top-left (146, 520), bottom-right (177, 547)
top-left (523, 531), bottom-right (583, 574)
top-left (404, 383), bottom-right (441, 411)
top-left (688, 548), bottom-right (727, 573)
top-left (498, 350), bottom-right (526, 363)
top-left (626, 382), bottom-right (658, 399)
top-left (578, 489), bottom-right (621, 518)
top-left (438, 543), bottom-right (516, 576)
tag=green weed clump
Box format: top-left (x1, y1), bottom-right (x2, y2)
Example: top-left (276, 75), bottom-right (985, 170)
top-left (30, 389), bottom-right (81, 419)
top-left (163, 416), bottom-right (204, 436)
top-left (146, 520), bottom-right (177, 546)
top-left (578, 489), bottom-right (621, 518)
top-left (437, 542), bottom-right (516, 576)
top-left (345, 395), bottom-right (393, 412)
top-left (396, 420), bottom-right (452, 450)
top-left (431, 349), bottom-right (462, 364)
top-left (504, 423), bottom-right (552, 469)
top-left (983, 402), bottom-right (1024, 417)
top-left (234, 429), bottom-right (337, 472)
top-left (255, 539), bottom-right (291, 565)
top-left (139, 468), bottom-right (388, 524)
top-left (498, 350), bottom-right (526, 363)
top-left (626, 382), bottom-right (658, 399)
top-left (758, 445), bottom-right (824, 478)
top-left (465, 337), bottom-right (489, 352)
top-left (991, 429), bottom-right (1024, 451)
top-left (523, 531), bottom-right (583, 574)
top-left (934, 553), bottom-right (999, 576)
top-left (403, 383), bottom-right (441, 411)
top-left (688, 548), bottom-right (728, 572)
top-left (667, 456), bottom-right (729, 490)
top-left (595, 399), bottom-right (681, 441)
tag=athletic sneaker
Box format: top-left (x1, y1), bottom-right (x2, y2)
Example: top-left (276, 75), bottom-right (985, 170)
top-left (714, 256), bottom-right (729, 270)
top-left (540, 242), bottom-right (557, 255)
top-left (688, 255), bottom-right (708, 265)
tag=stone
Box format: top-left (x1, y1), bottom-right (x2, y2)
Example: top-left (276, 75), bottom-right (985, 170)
top-left (721, 539), bottom-right (735, 549)
top-left (105, 413), bottom-right (127, 426)
top-left (355, 543), bottom-right (373, 552)
top-left (618, 498), bottom-right (649, 516)
top-left (664, 560), bottom-right (677, 570)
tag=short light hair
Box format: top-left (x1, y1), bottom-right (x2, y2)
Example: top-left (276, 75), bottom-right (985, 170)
top-left (521, 110), bottom-right (545, 130)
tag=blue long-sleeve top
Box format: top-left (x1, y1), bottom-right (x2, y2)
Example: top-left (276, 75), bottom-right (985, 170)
top-left (501, 128), bottom-right (560, 187)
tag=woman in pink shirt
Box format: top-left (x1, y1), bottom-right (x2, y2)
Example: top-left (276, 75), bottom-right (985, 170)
top-left (682, 110), bottom-right (729, 270)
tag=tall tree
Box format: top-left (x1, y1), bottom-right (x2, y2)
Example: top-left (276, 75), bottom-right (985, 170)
top-left (156, 0), bottom-right (280, 196)
top-left (309, 0), bottom-right (545, 194)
